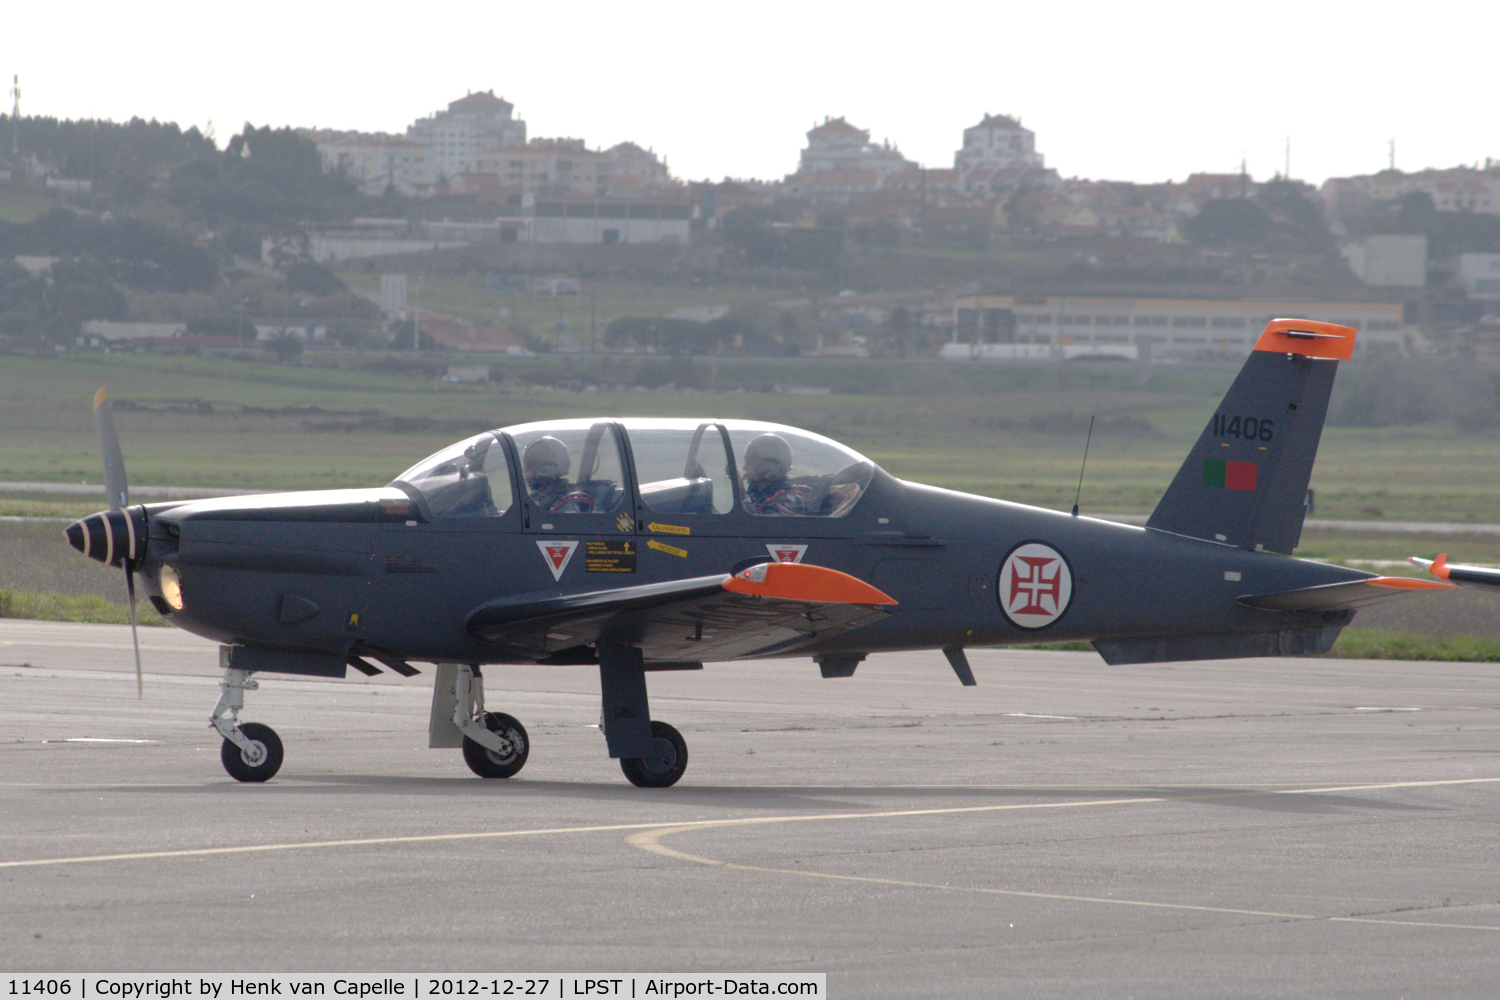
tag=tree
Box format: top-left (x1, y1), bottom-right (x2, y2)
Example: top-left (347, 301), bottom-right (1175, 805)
top-left (1253, 179), bottom-right (1333, 253)
top-left (1185, 198), bottom-right (1274, 246)
top-left (266, 328), bottom-right (304, 363)
top-left (283, 261), bottom-right (346, 296)
top-left (168, 123), bottom-right (358, 227)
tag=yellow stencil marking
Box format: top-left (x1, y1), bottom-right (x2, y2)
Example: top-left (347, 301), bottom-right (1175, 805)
top-left (648, 522), bottom-right (690, 536)
top-left (648, 538), bottom-right (688, 558)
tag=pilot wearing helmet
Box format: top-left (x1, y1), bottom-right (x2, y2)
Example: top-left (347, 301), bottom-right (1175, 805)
top-left (742, 433), bottom-right (810, 516)
top-left (523, 436), bottom-right (585, 512)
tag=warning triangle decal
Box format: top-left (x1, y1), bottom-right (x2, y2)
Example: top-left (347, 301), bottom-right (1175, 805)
top-left (765, 543), bottom-right (808, 564)
top-left (537, 539), bottom-right (580, 581)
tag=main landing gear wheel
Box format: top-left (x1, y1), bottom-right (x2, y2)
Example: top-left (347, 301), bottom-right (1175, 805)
top-left (462, 712), bottom-right (530, 779)
top-left (220, 722), bottom-right (283, 783)
top-left (620, 720), bottom-right (688, 788)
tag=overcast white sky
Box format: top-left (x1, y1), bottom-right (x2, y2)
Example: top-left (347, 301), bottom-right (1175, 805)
top-left (6, 1), bottom-right (1495, 187)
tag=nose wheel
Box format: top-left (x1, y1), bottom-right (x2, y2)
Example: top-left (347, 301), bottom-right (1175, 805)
top-left (220, 722), bottom-right (284, 782)
top-left (211, 667), bottom-right (284, 782)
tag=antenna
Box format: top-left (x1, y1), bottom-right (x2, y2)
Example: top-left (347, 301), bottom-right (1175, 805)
top-left (1071, 415), bottom-right (1095, 517)
top-left (9, 74), bottom-right (19, 157)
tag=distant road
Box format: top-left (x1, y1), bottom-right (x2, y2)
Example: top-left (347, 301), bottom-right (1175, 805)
top-left (0, 481), bottom-right (261, 499)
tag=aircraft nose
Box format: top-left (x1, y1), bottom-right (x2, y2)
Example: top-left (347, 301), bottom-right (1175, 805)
top-left (64, 508), bottom-right (146, 567)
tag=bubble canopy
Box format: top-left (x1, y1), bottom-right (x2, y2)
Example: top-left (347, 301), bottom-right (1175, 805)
top-left (391, 418), bottom-right (878, 519)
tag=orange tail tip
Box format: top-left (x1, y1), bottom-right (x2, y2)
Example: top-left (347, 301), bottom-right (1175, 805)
top-left (93, 387), bottom-right (108, 410)
top-left (1253, 318), bottom-right (1357, 360)
top-left (723, 561), bottom-right (897, 605)
top-left (1428, 553), bottom-right (1451, 579)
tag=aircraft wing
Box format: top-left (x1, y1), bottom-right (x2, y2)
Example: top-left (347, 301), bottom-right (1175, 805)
top-left (1238, 575), bottom-right (1455, 613)
top-left (466, 561), bottom-right (897, 662)
top-left (1411, 554), bottom-right (1500, 592)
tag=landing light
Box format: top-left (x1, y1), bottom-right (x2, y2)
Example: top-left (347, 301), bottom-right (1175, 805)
top-left (159, 564), bottom-right (184, 611)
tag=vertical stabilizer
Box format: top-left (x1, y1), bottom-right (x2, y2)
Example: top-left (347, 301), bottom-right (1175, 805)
top-left (1146, 319), bottom-right (1355, 554)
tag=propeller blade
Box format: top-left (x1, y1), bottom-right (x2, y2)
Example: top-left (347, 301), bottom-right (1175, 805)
top-left (93, 387), bottom-right (128, 510)
top-left (125, 557), bottom-right (143, 699)
top-left (94, 387), bottom-right (141, 696)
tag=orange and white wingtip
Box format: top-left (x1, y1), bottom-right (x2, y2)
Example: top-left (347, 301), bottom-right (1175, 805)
top-left (1363, 575), bottom-right (1455, 592)
top-left (723, 561), bottom-right (897, 605)
top-left (1253, 318), bottom-right (1357, 360)
top-left (93, 387), bottom-right (108, 410)
top-left (1408, 554), bottom-right (1450, 579)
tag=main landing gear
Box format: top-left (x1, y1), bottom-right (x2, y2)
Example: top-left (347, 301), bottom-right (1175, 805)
top-left (447, 655), bottom-right (686, 787)
top-left (211, 668), bottom-right (283, 782)
top-left (452, 664), bottom-right (530, 779)
top-left (599, 642), bottom-right (688, 788)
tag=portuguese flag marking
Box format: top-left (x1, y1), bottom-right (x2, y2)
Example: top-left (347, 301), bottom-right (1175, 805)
top-left (1203, 458), bottom-right (1257, 491)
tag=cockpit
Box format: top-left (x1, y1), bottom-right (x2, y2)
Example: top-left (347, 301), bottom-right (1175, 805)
top-left (390, 418), bottom-right (877, 522)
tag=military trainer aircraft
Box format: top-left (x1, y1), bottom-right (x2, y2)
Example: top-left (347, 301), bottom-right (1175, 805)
top-left (66, 318), bottom-right (1455, 787)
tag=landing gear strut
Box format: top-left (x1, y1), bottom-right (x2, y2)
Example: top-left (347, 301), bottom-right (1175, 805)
top-left (619, 720), bottom-right (688, 788)
top-left (454, 665), bottom-right (530, 779)
top-left (211, 667), bottom-right (283, 782)
top-left (599, 643), bottom-right (688, 788)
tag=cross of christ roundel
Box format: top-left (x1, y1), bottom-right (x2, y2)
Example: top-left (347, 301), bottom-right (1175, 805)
top-left (997, 541), bottom-right (1073, 629)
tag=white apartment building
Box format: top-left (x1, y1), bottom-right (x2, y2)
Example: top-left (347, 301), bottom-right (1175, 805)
top-left (470, 138), bottom-right (606, 197)
top-left (781, 117), bottom-right (917, 201)
top-left (602, 142), bottom-right (675, 193)
top-left (1458, 254), bottom-right (1500, 300)
top-left (947, 295), bottom-right (1405, 361)
top-left (406, 90), bottom-right (527, 185)
top-left (1341, 235), bottom-right (1428, 288)
top-left (954, 113), bottom-right (1047, 198)
top-left (1324, 165), bottom-right (1500, 219)
top-left (313, 132), bottom-right (427, 196)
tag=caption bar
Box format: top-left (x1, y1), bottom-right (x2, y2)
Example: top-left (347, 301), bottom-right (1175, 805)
top-left (6, 978), bottom-right (824, 999)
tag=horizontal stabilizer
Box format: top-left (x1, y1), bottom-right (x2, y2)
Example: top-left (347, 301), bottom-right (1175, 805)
top-left (1411, 554), bottom-right (1500, 592)
top-left (1238, 575), bottom-right (1454, 613)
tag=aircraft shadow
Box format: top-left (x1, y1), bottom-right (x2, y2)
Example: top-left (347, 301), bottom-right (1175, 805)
top-left (67, 775), bottom-right (1444, 817)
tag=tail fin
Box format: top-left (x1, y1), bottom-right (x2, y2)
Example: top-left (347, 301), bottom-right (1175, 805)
top-left (1146, 319), bottom-right (1355, 554)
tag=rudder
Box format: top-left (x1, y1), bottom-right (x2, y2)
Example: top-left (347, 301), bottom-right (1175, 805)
top-left (1146, 319), bottom-right (1355, 554)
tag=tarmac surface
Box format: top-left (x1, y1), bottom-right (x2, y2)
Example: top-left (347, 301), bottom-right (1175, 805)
top-left (2, 619), bottom-right (1498, 997)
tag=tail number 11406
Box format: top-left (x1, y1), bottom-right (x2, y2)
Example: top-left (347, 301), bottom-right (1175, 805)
top-left (1214, 414), bottom-right (1274, 442)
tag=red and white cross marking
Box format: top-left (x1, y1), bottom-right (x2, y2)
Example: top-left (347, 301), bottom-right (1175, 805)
top-left (998, 542), bottom-right (1073, 629)
top-left (536, 539), bottom-right (579, 582)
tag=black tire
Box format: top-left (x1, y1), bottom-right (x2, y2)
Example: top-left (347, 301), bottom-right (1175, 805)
top-left (620, 720), bottom-right (688, 788)
top-left (462, 712), bottom-right (530, 778)
top-left (220, 722), bottom-right (283, 783)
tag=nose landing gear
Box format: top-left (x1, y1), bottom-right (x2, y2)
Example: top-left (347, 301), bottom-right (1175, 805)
top-left (211, 667), bottom-right (283, 782)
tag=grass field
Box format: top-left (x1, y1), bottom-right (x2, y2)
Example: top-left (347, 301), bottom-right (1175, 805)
top-left (0, 188), bottom-right (54, 224)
